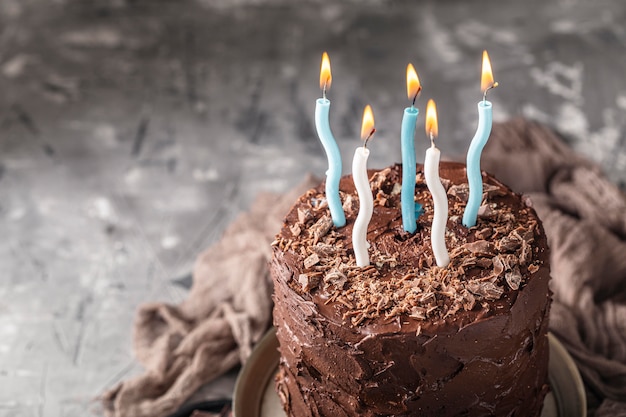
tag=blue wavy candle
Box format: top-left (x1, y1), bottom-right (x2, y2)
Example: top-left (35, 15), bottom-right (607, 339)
top-left (401, 106), bottom-right (419, 233)
top-left (462, 100), bottom-right (493, 228)
top-left (401, 63), bottom-right (423, 233)
top-left (315, 52), bottom-right (345, 227)
top-left (315, 98), bottom-right (345, 227)
top-left (463, 50), bottom-right (497, 228)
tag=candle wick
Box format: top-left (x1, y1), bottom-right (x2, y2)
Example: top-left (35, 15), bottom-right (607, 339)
top-left (483, 81), bottom-right (499, 103)
top-left (364, 128), bottom-right (376, 149)
top-left (323, 82), bottom-right (327, 100)
top-left (429, 133), bottom-right (435, 148)
top-left (411, 86), bottom-right (421, 107)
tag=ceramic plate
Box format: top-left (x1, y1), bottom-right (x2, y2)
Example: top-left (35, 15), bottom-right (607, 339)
top-left (233, 329), bottom-right (586, 417)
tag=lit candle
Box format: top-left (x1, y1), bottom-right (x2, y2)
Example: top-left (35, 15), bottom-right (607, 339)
top-left (352, 105), bottom-right (376, 267)
top-left (401, 63), bottom-right (424, 233)
top-left (424, 99), bottom-right (449, 267)
top-left (462, 50), bottom-right (499, 228)
top-left (315, 52), bottom-right (346, 228)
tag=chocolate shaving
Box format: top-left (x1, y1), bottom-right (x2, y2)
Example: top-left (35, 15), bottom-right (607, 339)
top-left (311, 243), bottom-right (338, 258)
top-left (444, 302), bottom-right (461, 318)
top-left (475, 227), bottom-right (493, 240)
top-left (409, 306), bottom-right (427, 320)
top-left (478, 204), bottom-right (495, 218)
top-left (483, 183), bottom-right (507, 198)
top-left (497, 231), bottom-right (522, 252)
top-left (467, 280), bottom-right (504, 300)
top-left (375, 191), bottom-right (389, 207)
top-left (309, 216), bottom-right (333, 244)
top-left (299, 273), bottom-right (320, 291)
top-left (449, 246), bottom-right (468, 259)
top-left (505, 266), bottom-right (522, 290)
top-left (460, 289), bottom-right (476, 310)
top-left (476, 258), bottom-right (493, 268)
top-left (447, 184), bottom-right (469, 201)
top-left (518, 224), bottom-right (536, 243)
top-left (493, 255), bottom-right (505, 277)
top-left (304, 253), bottom-right (320, 269)
top-left (342, 194), bottom-right (357, 213)
top-left (460, 256), bottom-right (479, 269)
top-left (462, 240), bottom-right (496, 257)
top-left (298, 207), bottom-right (313, 225)
top-left (376, 295), bottom-right (391, 312)
top-left (369, 168), bottom-right (393, 191)
top-left (520, 239), bottom-right (532, 265)
top-left (323, 269), bottom-right (347, 292)
top-left (290, 223), bottom-right (302, 237)
top-left (503, 254), bottom-right (518, 271)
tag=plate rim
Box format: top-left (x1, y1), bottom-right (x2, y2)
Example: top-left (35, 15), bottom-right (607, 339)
top-left (547, 333), bottom-right (587, 417)
top-left (233, 327), bottom-right (280, 417)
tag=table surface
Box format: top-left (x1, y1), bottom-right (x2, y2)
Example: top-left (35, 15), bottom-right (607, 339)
top-left (1, 0), bottom-right (625, 415)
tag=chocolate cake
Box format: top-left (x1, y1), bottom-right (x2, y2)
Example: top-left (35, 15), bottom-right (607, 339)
top-left (270, 162), bottom-right (551, 416)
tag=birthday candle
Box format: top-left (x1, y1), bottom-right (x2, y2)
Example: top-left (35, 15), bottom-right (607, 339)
top-left (463, 50), bottom-right (498, 228)
top-left (424, 99), bottom-right (450, 267)
top-left (352, 105), bottom-right (376, 267)
top-left (315, 52), bottom-right (346, 227)
top-left (401, 63), bottom-right (423, 233)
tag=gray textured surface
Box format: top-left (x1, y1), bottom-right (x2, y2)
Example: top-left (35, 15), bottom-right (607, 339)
top-left (0, 0), bottom-right (625, 415)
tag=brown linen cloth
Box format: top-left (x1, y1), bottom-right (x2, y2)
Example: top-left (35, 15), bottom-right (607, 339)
top-left (103, 118), bottom-right (626, 417)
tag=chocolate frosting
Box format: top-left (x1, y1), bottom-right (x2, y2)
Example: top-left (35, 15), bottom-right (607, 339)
top-left (271, 163), bottom-right (551, 416)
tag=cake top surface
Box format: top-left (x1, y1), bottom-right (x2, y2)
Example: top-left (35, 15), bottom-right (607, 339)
top-left (272, 162), bottom-right (547, 328)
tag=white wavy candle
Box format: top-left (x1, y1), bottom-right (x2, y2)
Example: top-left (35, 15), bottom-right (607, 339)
top-left (424, 144), bottom-right (450, 267)
top-left (351, 146), bottom-right (373, 267)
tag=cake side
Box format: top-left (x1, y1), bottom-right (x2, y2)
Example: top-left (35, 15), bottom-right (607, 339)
top-left (271, 162), bottom-right (551, 416)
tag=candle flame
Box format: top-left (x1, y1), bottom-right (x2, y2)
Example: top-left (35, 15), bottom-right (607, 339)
top-left (320, 52), bottom-right (332, 91)
top-left (481, 50), bottom-right (496, 92)
top-left (361, 105), bottom-right (376, 142)
top-left (406, 63), bottom-right (421, 103)
top-left (425, 99), bottom-right (438, 139)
